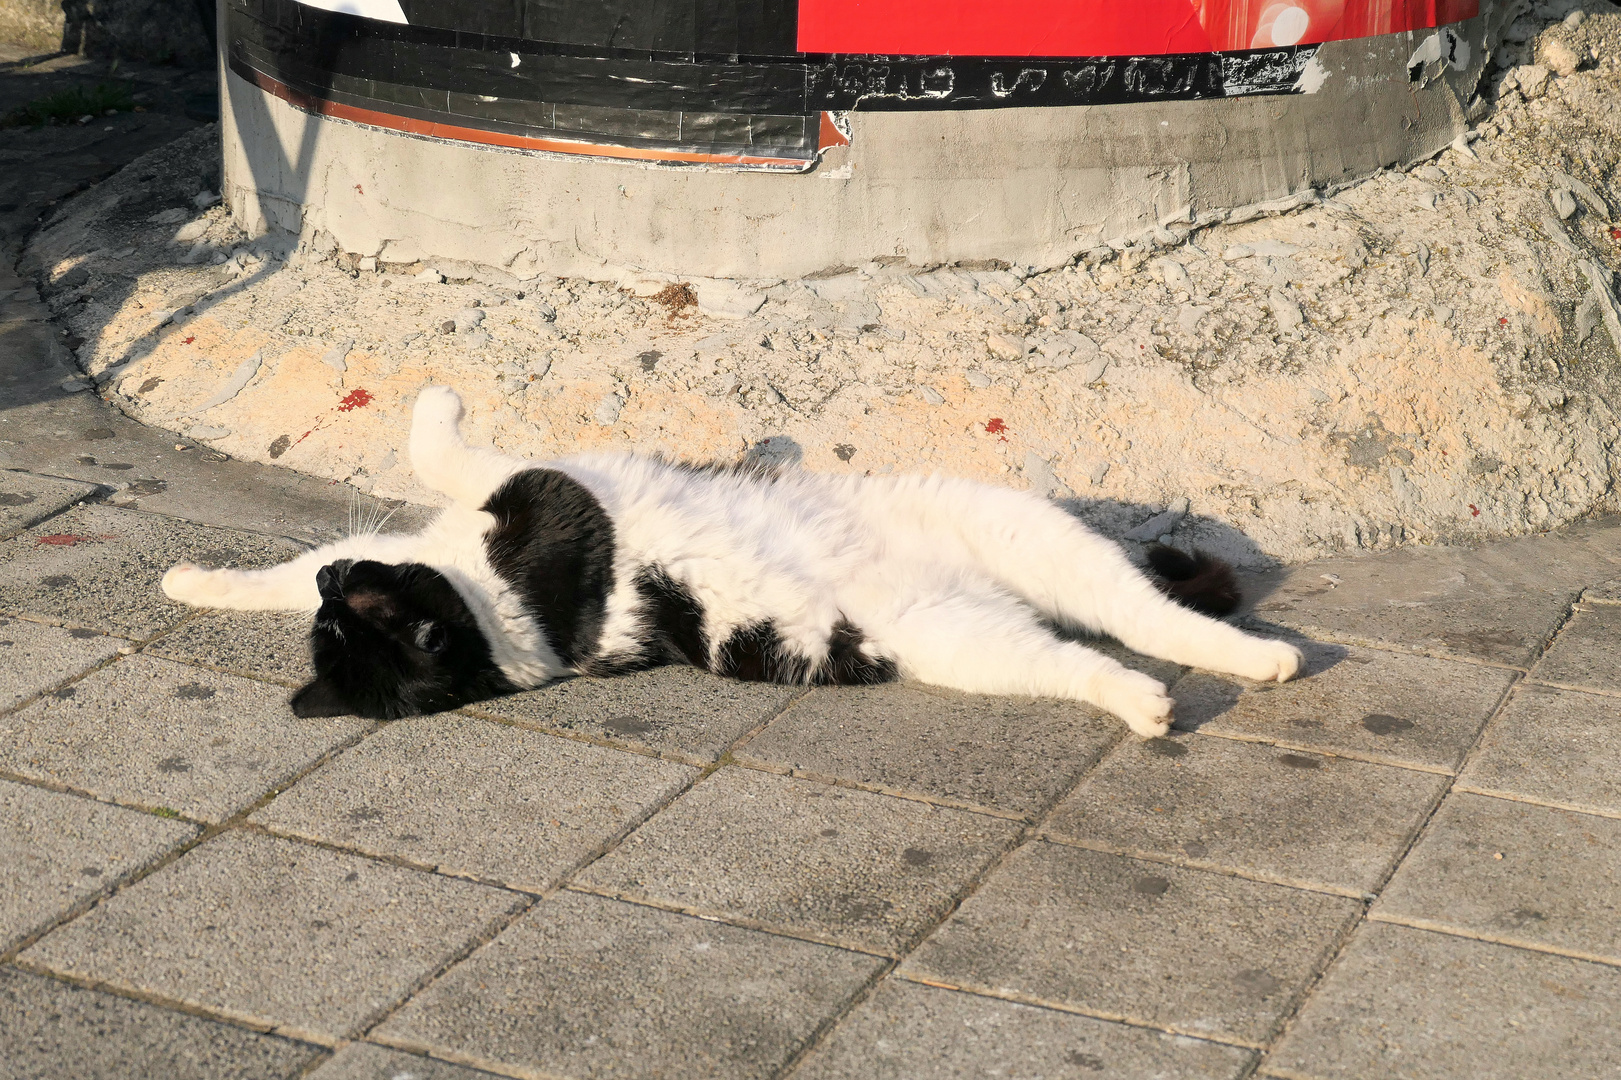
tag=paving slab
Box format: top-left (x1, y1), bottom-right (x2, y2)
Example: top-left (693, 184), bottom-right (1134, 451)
top-left (0, 965), bottom-right (319, 1080)
top-left (21, 830), bottom-right (524, 1041)
top-left (575, 767), bottom-right (1021, 954)
top-left (1372, 793), bottom-right (1621, 964)
top-left (1, 779), bottom-right (196, 953)
top-left (1264, 922), bottom-right (1621, 1080)
top-left (794, 977), bottom-right (1255, 1080)
top-left (900, 841), bottom-right (1363, 1046)
top-left (467, 665), bottom-right (798, 764)
top-left (0, 613), bottom-right (123, 713)
top-left (252, 714), bottom-right (698, 892)
top-left (736, 683), bottom-right (1120, 818)
top-left (1045, 735), bottom-right (1447, 895)
top-left (0, 469), bottom-right (99, 539)
top-left (147, 608), bottom-right (316, 686)
top-left (0, 503), bottom-right (298, 638)
top-left (1246, 532), bottom-right (1619, 666)
top-left (1457, 684), bottom-right (1621, 816)
top-left (1170, 641), bottom-right (1516, 772)
top-left (375, 890), bottom-right (882, 1080)
top-left (312, 1043), bottom-right (509, 1080)
top-left (0, 655), bottom-right (367, 822)
top-left (1528, 604), bottom-right (1621, 693)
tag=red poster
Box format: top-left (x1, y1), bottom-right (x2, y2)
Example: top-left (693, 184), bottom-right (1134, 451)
top-left (797, 0), bottom-right (1481, 56)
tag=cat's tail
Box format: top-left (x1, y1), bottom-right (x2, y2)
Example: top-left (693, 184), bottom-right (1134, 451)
top-left (1145, 544), bottom-right (1241, 618)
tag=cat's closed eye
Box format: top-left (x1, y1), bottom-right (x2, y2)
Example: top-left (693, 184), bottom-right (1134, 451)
top-left (414, 623), bottom-right (448, 653)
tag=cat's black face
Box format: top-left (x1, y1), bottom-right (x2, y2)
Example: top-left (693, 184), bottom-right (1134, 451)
top-left (291, 559), bottom-right (514, 720)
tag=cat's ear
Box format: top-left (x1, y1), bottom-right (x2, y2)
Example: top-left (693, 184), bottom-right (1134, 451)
top-left (290, 677), bottom-right (353, 718)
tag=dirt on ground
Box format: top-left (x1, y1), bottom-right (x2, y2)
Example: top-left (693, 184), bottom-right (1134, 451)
top-left (18, 1), bottom-right (1621, 566)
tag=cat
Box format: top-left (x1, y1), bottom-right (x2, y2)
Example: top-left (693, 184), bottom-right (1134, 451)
top-left (161, 386), bottom-right (1303, 735)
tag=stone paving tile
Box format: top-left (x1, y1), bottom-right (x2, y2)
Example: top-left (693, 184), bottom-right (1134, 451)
top-left (252, 714), bottom-right (698, 892)
top-left (900, 841), bottom-right (1362, 1046)
top-left (0, 504), bottom-right (298, 638)
top-left (0, 965), bottom-right (319, 1080)
top-left (794, 978), bottom-right (1255, 1080)
top-left (1457, 684), bottom-right (1621, 816)
top-left (1264, 922), bottom-right (1621, 1080)
top-left (575, 767), bottom-right (1021, 954)
top-left (1529, 604), bottom-right (1621, 693)
top-left (1372, 793), bottom-right (1621, 964)
top-left (1246, 532), bottom-right (1619, 666)
top-left (1170, 641), bottom-right (1516, 772)
top-left (147, 609), bottom-right (315, 686)
top-left (0, 469), bottom-right (98, 538)
top-left (0, 613), bottom-right (123, 713)
top-left (1583, 578), bottom-right (1621, 604)
top-left (1, 779), bottom-right (196, 953)
top-left (312, 1043), bottom-right (509, 1080)
top-left (468, 664), bottom-right (799, 764)
top-left (21, 830), bottom-right (523, 1041)
top-left (0, 655), bottom-right (367, 822)
top-left (376, 890), bottom-right (882, 1080)
top-left (1045, 735), bottom-right (1447, 895)
top-left (736, 683), bottom-right (1120, 818)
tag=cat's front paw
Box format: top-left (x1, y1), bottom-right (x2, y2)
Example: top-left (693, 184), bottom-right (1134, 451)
top-left (1231, 638), bottom-right (1304, 683)
top-left (412, 385), bottom-right (464, 428)
top-left (1097, 670), bottom-right (1175, 738)
top-left (162, 563), bottom-right (219, 606)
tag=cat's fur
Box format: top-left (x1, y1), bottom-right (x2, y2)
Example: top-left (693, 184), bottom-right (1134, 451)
top-left (162, 386), bottom-right (1303, 735)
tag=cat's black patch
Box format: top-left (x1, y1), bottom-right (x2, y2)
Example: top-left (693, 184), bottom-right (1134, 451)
top-left (633, 566), bottom-right (710, 668)
top-left (482, 469), bottom-right (616, 666)
top-left (1145, 544), bottom-right (1242, 618)
top-left (293, 559), bottom-right (513, 720)
top-left (815, 619), bottom-right (899, 685)
top-left (715, 621), bottom-right (811, 683)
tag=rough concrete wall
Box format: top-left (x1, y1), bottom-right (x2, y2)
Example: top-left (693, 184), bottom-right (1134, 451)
top-left (0, 0), bottom-right (62, 53)
top-left (0, 0), bottom-right (214, 66)
top-left (223, 6), bottom-right (1514, 280)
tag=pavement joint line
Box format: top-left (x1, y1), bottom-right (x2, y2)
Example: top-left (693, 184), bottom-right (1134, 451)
top-left (1180, 726), bottom-right (1459, 776)
top-left (1258, 1067), bottom-right (1329, 1080)
top-left (722, 754), bottom-right (1037, 823)
top-left (457, 702), bottom-right (725, 770)
top-left (0, 712), bottom-right (383, 966)
top-left (772, 958), bottom-right (904, 1080)
top-left (1449, 782), bottom-right (1621, 822)
top-left (1523, 676), bottom-right (1621, 699)
top-left (0, 643), bottom-right (132, 724)
top-left (4, 958), bottom-right (343, 1047)
top-left (0, 765), bottom-right (210, 830)
top-left (365, 1030), bottom-right (579, 1080)
top-left (1253, 647), bottom-right (1534, 1072)
top-left (558, 881), bottom-right (903, 961)
top-left (1362, 912), bottom-right (1621, 969)
top-left (1031, 832), bottom-right (1375, 901)
top-left (895, 971), bottom-right (1269, 1052)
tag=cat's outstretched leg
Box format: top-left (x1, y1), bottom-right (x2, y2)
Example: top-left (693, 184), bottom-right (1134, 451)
top-left (868, 477), bottom-right (1302, 683)
top-left (857, 583), bottom-right (1176, 737)
top-left (161, 535), bottom-right (416, 611)
top-left (409, 386), bottom-right (527, 506)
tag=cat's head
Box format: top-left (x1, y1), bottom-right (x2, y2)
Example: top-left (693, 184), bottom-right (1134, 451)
top-left (290, 559), bottom-right (513, 719)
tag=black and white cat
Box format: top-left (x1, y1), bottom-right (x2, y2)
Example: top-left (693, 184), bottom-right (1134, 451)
top-left (162, 386), bottom-right (1303, 735)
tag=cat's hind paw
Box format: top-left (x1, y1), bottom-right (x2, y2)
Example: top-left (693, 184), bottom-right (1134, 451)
top-left (1096, 670), bottom-right (1175, 738)
top-left (1231, 638), bottom-right (1304, 683)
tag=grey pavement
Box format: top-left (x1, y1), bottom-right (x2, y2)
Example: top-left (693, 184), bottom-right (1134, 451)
top-left (6, 60), bottom-right (1621, 1080)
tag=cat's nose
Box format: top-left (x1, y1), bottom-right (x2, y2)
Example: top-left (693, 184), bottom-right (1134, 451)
top-left (316, 559), bottom-right (355, 599)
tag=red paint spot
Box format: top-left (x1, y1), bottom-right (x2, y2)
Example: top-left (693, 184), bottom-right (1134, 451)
top-left (985, 418), bottom-right (1008, 435)
top-left (38, 534), bottom-right (93, 546)
top-left (1469, 504), bottom-right (1480, 517)
top-left (1499, 317), bottom-right (1508, 325)
top-left (183, 336), bottom-right (195, 345)
top-left (354, 183), bottom-right (364, 195)
top-left (337, 388), bottom-right (373, 412)
top-left (1611, 227), bottom-right (1621, 241)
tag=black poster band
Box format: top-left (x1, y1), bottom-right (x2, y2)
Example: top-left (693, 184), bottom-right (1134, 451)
top-left (228, 0), bottom-right (1317, 167)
